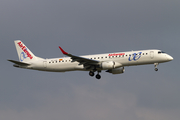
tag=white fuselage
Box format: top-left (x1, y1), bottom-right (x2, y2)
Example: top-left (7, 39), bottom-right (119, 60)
top-left (28, 49), bottom-right (173, 72)
top-left (9, 40), bottom-right (173, 79)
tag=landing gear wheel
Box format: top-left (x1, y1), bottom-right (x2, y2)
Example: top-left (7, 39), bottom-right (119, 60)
top-left (89, 71), bottom-right (94, 77)
top-left (155, 68), bottom-right (158, 71)
top-left (154, 63), bottom-right (159, 72)
top-left (96, 74), bottom-right (101, 79)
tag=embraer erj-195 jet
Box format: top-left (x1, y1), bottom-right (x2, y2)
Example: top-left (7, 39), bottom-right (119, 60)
top-left (8, 40), bottom-right (173, 79)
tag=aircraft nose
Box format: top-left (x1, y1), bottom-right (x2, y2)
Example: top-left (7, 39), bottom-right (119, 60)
top-left (167, 55), bottom-right (173, 61)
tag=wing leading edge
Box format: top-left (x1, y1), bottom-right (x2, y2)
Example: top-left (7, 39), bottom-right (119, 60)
top-left (59, 47), bottom-right (100, 66)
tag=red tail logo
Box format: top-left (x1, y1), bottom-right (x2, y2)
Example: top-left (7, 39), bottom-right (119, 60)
top-left (17, 42), bottom-right (33, 59)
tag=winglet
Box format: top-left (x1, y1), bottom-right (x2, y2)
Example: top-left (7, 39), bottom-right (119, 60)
top-left (59, 46), bottom-right (68, 55)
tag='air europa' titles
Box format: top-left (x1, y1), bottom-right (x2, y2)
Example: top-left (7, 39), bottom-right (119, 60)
top-left (17, 42), bottom-right (33, 59)
top-left (108, 53), bottom-right (125, 56)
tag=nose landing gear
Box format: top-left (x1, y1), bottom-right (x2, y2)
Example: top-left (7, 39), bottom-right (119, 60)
top-left (154, 63), bottom-right (159, 71)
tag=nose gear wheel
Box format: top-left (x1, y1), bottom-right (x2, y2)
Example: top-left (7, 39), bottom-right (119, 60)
top-left (154, 63), bottom-right (159, 71)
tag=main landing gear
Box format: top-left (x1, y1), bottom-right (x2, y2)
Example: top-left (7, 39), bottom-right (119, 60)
top-left (154, 63), bottom-right (159, 71)
top-left (89, 71), bottom-right (95, 76)
top-left (96, 74), bottom-right (101, 79)
top-left (89, 71), bottom-right (101, 79)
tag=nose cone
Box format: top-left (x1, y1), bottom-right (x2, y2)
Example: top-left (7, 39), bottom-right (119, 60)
top-left (167, 55), bottom-right (173, 61)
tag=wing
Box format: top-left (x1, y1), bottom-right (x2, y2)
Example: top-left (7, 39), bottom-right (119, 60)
top-left (59, 47), bottom-right (100, 68)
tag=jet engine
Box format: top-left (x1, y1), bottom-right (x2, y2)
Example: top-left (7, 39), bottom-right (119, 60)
top-left (101, 61), bottom-right (122, 70)
top-left (106, 67), bottom-right (125, 74)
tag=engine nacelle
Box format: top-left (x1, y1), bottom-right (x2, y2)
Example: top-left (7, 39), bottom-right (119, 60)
top-left (106, 67), bottom-right (125, 74)
top-left (101, 61), bottom-right (122, 70)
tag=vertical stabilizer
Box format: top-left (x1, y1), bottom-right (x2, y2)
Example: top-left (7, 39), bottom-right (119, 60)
top-left (14, 40), bottom-right (40, 62)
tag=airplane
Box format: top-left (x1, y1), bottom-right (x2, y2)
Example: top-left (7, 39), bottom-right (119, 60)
top-left (8, 40), bottom-right (173, 79)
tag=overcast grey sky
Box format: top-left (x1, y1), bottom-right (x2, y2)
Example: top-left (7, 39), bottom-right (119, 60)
top-left (1, 0), bottom-right (180, 120)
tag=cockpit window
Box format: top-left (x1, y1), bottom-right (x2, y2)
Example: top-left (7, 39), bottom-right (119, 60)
top-left (158, 51), bottom-right (166, 54)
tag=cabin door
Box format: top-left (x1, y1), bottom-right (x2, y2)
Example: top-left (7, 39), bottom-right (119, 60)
top-left (150, 51), bottom-right (154, 59)
top-left (43, 61), bottom-right (47, 68)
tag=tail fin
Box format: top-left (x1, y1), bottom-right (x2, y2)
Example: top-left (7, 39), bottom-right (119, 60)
top-left (14, 40), bottom-right (43, 62)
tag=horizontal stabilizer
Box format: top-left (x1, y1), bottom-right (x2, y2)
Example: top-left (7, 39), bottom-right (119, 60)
top-left (8, 59), bottom-right (30, 66)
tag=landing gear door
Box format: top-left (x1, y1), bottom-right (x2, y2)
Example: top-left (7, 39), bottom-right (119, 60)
top-left (150, 51), bottom-right (154, 59)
